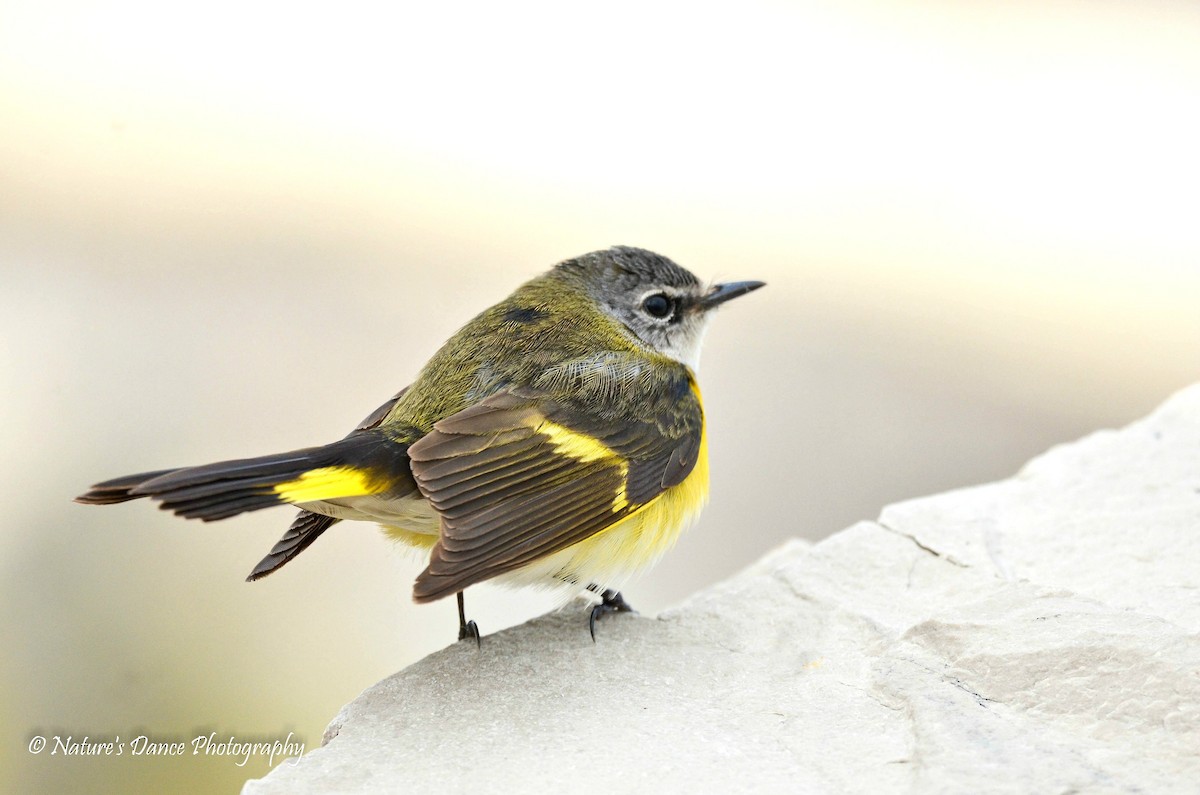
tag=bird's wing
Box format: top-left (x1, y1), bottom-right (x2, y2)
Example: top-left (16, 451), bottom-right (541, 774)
top-left (407, 370), bottom-right (702, 602)
top-left (354, 387), bottom-right (409, 431)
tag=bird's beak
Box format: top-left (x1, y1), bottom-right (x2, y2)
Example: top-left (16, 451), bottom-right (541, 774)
top-left (699, 280), bottom-right (766, 309)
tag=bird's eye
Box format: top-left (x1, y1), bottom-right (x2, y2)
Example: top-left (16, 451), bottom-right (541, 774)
top-left (641, 292), bottom-right (674, 319)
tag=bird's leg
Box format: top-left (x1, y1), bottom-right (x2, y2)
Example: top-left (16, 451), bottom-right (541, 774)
top-left (586, 584), bottom-right (636, 641)
top-left (457, 591), bottom-right (480, 648)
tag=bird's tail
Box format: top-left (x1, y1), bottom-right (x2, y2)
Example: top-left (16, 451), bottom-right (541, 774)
top-left (246, 510), bottom-right (340, 581)
top-left (76, 432), bottom-right (415, 522)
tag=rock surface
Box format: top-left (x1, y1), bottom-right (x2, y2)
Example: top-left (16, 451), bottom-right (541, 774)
top-left (244, 386), bottom-right (1200, 794)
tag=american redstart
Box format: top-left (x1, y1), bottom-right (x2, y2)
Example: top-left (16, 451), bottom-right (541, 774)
top-left (77, 246), bottom-right (764, 642)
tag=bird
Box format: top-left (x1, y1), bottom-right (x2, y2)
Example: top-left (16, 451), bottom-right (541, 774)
top-left (76, 246), bottom-right (764, 643)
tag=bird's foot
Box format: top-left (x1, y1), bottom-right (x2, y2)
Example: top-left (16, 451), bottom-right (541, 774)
top-left (457, 591), bottom-right (480, 649)
top-left (587, 587), bottom-right (636, 641)
top-left (458, 619), bottom-right (481, 648)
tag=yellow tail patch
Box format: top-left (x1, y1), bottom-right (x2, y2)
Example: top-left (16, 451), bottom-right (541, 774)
top-left (274, 467), bottom-right (377, 503)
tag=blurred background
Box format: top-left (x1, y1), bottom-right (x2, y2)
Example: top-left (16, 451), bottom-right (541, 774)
top-left (3, 0), bottom-right (1198, 791)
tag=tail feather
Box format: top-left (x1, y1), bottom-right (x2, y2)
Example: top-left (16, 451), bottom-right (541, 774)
top-left (136, 464), bottom-right (319, 520)
top-left (76, 447), bottom-right (332, 521)
top-left (131, 450), bottom-right (327, 494)
top-left (166, 492), bottom-right (287, 521)
top-left (246, 511), bottom-right (340, 581)
top-left (135, 474), bottom-right (289, 503)
top-left (75, 469), bottom-right (181, 505)
top-left (76, 432), bottom-right (415, 522)
top-left (78, 431), bottom-right (416, 577)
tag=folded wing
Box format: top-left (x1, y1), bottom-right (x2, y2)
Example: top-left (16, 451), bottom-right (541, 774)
top-left (408, 373), bottom-right (702, 602)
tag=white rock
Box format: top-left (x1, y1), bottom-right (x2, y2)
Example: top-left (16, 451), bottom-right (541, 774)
top-left (244, 385), bottom-right (1200, 794)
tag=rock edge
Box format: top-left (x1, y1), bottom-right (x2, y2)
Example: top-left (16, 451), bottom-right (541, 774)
top-left (245, 385), bottom-right (1200, 794)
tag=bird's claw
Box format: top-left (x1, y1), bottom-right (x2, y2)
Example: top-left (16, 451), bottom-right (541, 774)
top-left (458, 619), bottom-right (481, 649)
top-left (588, 589), bottom-right (636, 641)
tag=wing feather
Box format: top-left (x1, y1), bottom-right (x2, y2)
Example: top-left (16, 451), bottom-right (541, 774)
top-left (430, 457), bottom-right (579, 510)
top-left (430, 475), bottom-right (621, 567)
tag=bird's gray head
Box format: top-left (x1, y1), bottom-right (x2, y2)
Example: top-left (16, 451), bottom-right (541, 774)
top-left (555, 246), bottom-right (764, 370)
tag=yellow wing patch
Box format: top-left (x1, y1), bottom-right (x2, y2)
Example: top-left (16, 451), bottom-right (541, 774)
top-left (274, 466), bottom-right (376, 503)
top-left (536, 420), bottom-right (617, 463)
top-left (535, 419), bottom-right (630, 511)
